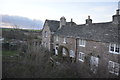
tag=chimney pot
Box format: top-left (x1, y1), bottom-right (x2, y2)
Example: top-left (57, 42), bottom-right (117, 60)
top-left (112, 9), bottom-right (120, 24)
top-left (86, 15), bottom-right (92, 25)
top-left (116, 9), bottom-right (120, 15)
top-left (88, 16), bottom-right (90, 19)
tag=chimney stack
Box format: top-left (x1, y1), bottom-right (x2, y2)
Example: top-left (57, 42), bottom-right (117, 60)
top-left (112, 9), bottom-right (120, 24)
top-left (116, 9), bottom-right (120, 15)
top-left (59, 16), bottom-right (66, 29)
top-left (86, 16), bottom-right (92, 25)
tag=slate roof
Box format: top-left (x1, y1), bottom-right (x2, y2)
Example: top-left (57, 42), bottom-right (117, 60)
top-left (46, 20), bottom-right (60, 32)
top-left (54, 22), bottom-right (120, 43)
top-left (46, 20), bottom-right (76, 32)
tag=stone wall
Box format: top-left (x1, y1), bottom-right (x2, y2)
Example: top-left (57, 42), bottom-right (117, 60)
top-left (77, 40), bottom-right (120, 78)
top-left (42, 22), bottom-right (51, 50)
top-left (54, 36), bottom-right (76, 57)
top-left (53, 36), bottom-right (120, 78)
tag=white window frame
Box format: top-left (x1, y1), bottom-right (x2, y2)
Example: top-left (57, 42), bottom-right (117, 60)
top-left (63, 38), bottom-right (66, 44)
top-left (55, 46), bottom-right (58, 55)
top-left (79, 39), bottom-right (86, 47)
top-left (108, 61), bottom-right (120, 76)
top-left (56, 36), bottom-right (58, 41)
top-left (79, 52), bottom-right (85, 62)
top-left (109, 43), bottom-right (120, 54)
top-left (70, 50), bottom-right (75, 57)
top-left (62, 48), bottom-right (67, 56)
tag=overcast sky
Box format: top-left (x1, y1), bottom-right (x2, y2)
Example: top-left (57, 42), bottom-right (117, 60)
top-left (0, 0), bottom-right (120, 24)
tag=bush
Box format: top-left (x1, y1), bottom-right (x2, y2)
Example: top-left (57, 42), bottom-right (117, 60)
top-left (3, 44), bottom-right (79, 78)
top-left (2, 45), bottom-right (50, 78)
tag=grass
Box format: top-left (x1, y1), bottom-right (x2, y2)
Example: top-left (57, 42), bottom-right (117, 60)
top-left (2, 50), bottom-right (17, 56)
top-left (24, 29), bottom-right (41, 32)
top-left (2, 28), bottom-right (15, 31)
top-left (2, 28), bottom-right (41, 32)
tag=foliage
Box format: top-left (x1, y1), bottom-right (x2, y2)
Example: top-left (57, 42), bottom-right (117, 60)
top-left (58, 45), bottom-right (69, 57)
top-left (2, 45), bottom-right (50, 78)
top-left (2, 44), bottom-right (79, 78)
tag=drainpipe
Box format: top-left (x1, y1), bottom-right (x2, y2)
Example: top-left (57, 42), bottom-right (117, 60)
top-left (75, 38), bottom-right (78, 63)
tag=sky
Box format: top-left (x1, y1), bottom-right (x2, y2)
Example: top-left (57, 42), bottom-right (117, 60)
top-left (0, 0), bottom-right (120, 25)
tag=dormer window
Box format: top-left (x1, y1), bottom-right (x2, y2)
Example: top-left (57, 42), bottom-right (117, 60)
top-left (79, 39), bottom-right (86, 47)
top-left (63, 38), bottom-right (66, 43)
top-left (109, 43), bottom-right (120, 54)
top-left (44, 31), bottom-right (48, 38)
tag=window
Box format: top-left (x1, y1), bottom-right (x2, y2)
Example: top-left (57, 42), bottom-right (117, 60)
top-left (56, 36), bottom-right (58, 41)
top-left (62, 48), bottom-right (67, 56)
top-left (70, 50), bottom-right (75, 57)
top-left (79, 52), bottom-right (85, 62)
top-left (108, 61), bottom-right (120, 76)
top-left (115, 44), bottom-right (119, 53)
top-left (79, 39), bottom-right (86, 47)
top-left (44, 31), bottom-right (48, 38)
top-left (90, 56), bottom-right (99, 73)
top-left (110, 44), bottom-right (114, 52)
top-left (63, 38), bottom-right (66, 43)
top-left (55, 46), bottom-right (58, 55)
top-left (44, 43), bottom-right (47, 47)
top-left (109, 43), bottom-right (120, 54)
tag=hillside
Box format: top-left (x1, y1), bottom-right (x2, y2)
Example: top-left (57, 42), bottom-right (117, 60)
top-left (1, 15), bottom-right (43, 30)
top-left (2, 28), bottom-right (42, 41)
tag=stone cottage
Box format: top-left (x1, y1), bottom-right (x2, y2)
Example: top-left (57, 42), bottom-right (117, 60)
top-left (42, 9), bottom-right (120, 78)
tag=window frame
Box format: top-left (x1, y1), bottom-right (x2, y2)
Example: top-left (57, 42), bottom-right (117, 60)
top-left (55, 46), bottom-right (58, 55)
top-left (78, 52), bottom-right (85, 62)
top-left (109, 43), bottom-right (120, 54)
top-left (56, 36), bottom-right (59, 41)
top-left (79, 39), bottom-right (86, 47)
top-left (63, 38), bottom-right (66, 44)
top-left (108, 61), bottom-right (120, 76)
top-left (62, 48), bottom-right (67, 56)
top-left (70, 50), bottom-right (75, 57)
